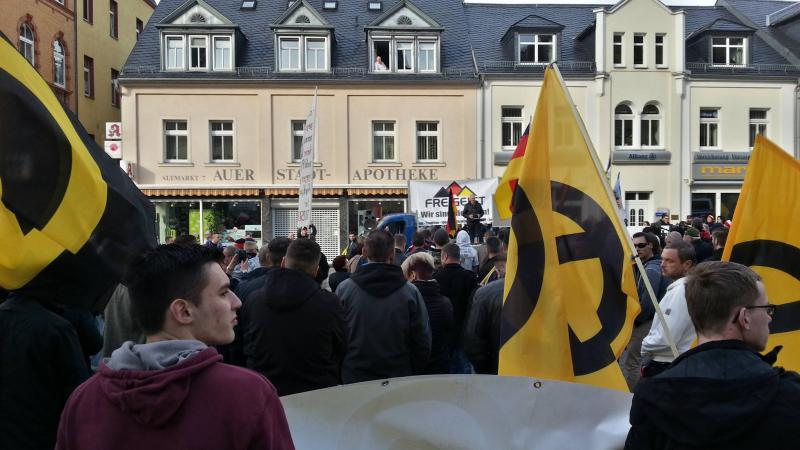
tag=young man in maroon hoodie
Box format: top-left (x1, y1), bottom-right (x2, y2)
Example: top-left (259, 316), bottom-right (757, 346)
top-left (56, 244), bottom-right (295, 450)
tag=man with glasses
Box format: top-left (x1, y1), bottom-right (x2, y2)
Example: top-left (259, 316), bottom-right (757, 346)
top-left (620, 232), bottom-right (671, 390)
top-left (640, 241), bottom-right (697, 378)
top-left (626, 261), bottom-right (797, 450)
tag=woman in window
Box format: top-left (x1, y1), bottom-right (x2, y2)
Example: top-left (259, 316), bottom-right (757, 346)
top-left (374, 55), bottom-right (388, 71)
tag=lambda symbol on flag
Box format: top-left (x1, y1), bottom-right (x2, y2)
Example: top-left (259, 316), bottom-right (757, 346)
top-left (502, 181), bottom-right (628, 376)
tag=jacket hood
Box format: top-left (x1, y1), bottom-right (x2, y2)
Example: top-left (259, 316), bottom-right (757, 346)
top-left (643, 254), bottom-right (662, 268)
top-left (412, 279), bottom-right (442, 298)
top-left (99, 344), bottom-right (220, 427)
top-left (456, 230), bottom-right (471, 247)
top-left (260, 268), bottom-right (320, 311)
top-left (350, 263), bottom-right (408, 297)
top-left (634, 340), bottom-right (781, 445)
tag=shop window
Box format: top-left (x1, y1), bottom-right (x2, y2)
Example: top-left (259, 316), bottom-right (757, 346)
top-left (164, 120), bottom-right (188, 162)
top-left (614, 103), bottom-right (634, 148)
top-left (416, 121), bottom-right (439, 161)
top-left (691, 193), bottom-right (716, 218)
top-left (155, 200), bottom-right (262, 244)
top-left (699, 108), bottom-right (719, 149)
top-left (210, 120), bottom-right (234, 162)
top-left (373, 121), bottom-right (396, 161)
top-left (720, 193), bottom-right (739, 220)
top-left (749, 108), bottom-right (767, 149)
top-left (348, 200), bottom-right (405, 237)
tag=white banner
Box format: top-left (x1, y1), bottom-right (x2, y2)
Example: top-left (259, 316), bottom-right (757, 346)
top-left (408, 178), bottom-right (498, 226)
top-left (297, 89), bottom-right (317, 229)
top-left (281, 375), bottom-right (632, 450)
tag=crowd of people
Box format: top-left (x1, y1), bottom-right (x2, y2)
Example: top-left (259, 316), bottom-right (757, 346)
top-left (1, 212), bottom-right (798, 450)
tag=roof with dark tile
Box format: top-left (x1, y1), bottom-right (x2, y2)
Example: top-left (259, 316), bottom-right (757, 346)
top-left (123, 0), bottom-right (477, 82)
top-left (721, 0), bottom-right (800, 61)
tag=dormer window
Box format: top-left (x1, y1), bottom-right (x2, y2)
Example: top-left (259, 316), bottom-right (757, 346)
top-left (189, 36), bottom-right (208, 70)
top-left (366, 0), bottom-right (442, 74)
top-left (518, 33), bottom-right (554, 64)
top-left (712, 37), bottom-right (746, 66)
top-left (271, 0), bottom-right (333, 73)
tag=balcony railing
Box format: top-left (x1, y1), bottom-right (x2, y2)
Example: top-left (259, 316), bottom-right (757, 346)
top-left (123, 65), bottom-right (475, 78)
top-left (478, 60), bottom-right (596, 72)
top-left (686, 62), bottom-right (800, 75)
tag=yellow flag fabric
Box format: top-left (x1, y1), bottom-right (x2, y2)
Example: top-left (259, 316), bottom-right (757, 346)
top-left (722, 135), bottom-right (800, 371)
top-left (498, 66), bottom-right (640, 392)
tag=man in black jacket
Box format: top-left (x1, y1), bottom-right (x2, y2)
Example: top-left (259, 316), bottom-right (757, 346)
top-left (463, 254), bottom-right (506, 374)
top-left (434, 243), bottom-right (478, 373)
top-left (626, 261), bottom-right (799, 450)
top-left (239, 239), bottom-right (347, 396)
top-left (234, 237), bottom-right (291, 302)
top-left (462, 195), bottom-right (484, 244)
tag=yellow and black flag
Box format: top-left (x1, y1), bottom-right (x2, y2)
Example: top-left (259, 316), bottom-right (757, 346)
top-left (723, 135), bottom-right (800, 371)
top-left (0, 32), bottom-right (156, 310)
top-left (497, 66), bottom-right (639, 391)
top-left (446, 187), bottom-right (458, 238)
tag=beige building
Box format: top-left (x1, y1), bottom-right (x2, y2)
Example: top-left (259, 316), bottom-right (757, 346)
top-left (1, 0), bottom-right (77, 111)
top-left (77, 0), bottom-right (155, 143)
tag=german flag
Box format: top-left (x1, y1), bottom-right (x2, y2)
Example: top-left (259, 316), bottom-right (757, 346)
top-left (495, 124), bottom-right (530, 220)
top-left (446, 186), bottom-right (458, 238)
top-left (498, 66), bottom-right (639, 391)
top-left (0, 32), bottom-right (156, 310)
top-left (723, 135), bottom-right (800, 371)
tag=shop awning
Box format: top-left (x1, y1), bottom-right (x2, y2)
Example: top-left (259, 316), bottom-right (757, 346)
top-left (140, 188), bottom-right (261, 197)
top-left (267, 187), bottom-right (344, 196)
top-left (347, 187), bottom-right (407, 196)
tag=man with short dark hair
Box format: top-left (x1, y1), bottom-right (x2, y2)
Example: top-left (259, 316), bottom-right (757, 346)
top-left (337, 230), bottom-right (431, 383)
top-left (235, 237), bottom-right (291, 303)
top-left (430, 228), bottom-right (451, 269)
top-left (393, 233), bottom-right (408, 267)
top-left (434, 242), bottom-right (478, 373)
top-left (626, 261), bottom-right (799, 450)
top-left (477, 236), bottom-right (502, 285)
top-left (707, 228), bottom-right (728, 261)
top-left (405, 231), bottom-right (428, 256)
top-left (620, 232), bottom-right (670, 390)
top-left (240, 239), bottom-right (346, 396)
top-left (641, 241), bottom-right (697, 377)
top-left (56, 245), bottom-right (294, 450)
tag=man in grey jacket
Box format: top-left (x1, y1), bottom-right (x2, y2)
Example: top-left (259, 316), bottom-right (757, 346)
top-left (337, 230), bottom-right (431, 383)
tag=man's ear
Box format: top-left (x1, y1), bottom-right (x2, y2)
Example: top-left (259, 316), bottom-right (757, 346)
top-left (169, 298), bottom-right (194, 325)
top-left (281, 256), bottom-right (287, 269)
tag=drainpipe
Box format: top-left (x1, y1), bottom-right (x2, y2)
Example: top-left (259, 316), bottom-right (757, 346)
top-left (479, 73), bottom-right (486, 179)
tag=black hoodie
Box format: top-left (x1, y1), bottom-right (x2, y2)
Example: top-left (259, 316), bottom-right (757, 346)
top-left (626, 340), bottom-right (800, 450)
top-left (239, 268), bottom-right (347, 396)
top-left (337, 263), bottom-right (431, 383)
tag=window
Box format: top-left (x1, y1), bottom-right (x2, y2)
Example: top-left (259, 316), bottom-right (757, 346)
top-left (372, 121), bottom-right (396, 161)
top-left (368, 1), bottom-right (382, 11)
top-left (164, 120), bottom-right (189, 161)
top-left (614, 104), bottom-right (634, 148)
top-left (291, 120), bottom-right (305, 162)
top-left (53, 40), bottom-right (65, 87)
top-left (213, 36), bottom-right (232, 70)
top-left (305, 38), bottom-right (326, 71)
top-left (655, 34), bottom-right (665, 67)
top-left (633, 33), bottom-right (645, 67)
top-left (396, 41), bottom-right (413, 71)
top-left (241, 0), bottom-right (256, 9)
top-left (165, 36), bottom-right (185, 69)
top-left (19, 23), bottom-right (35, 65)
top-left (210, 121), bottom-right (234, 162)
top-left (699, 108), bottom-right (719, 149)
top-left (518, 34), bottom-right (554, 64)
top-left (83, 0), bottom-right (93, 23)
top-left (416, 121), bottom-right (439, 161)
top-left (83, 55), bottom-right (94, 97)
top-left (373, 39), bottom-right (390, 71)
top-left (613, 33), bottom-right (623, 66)
top-left (323, 1), bottom-right (337, 10)
top-left (418, 42), bottom-right (436, 72)
top-left (279, 37), bottom-right (300, 71)
top-left (189, 36), bottom-right (208, 70)
top-left (712, 37), bottom-right (745, 66)
top-left (640, 104), bottom-right (660, 147)
top-left (749, 109), bottom-right (768, 149)
top-left (109, 0), bottom-right (118, 39)
top-left (110, 68), bottom-right (120, 107)
top-left (501, 107), bottom-right (524, 149)
top-left (136, 18), bottom-right (143, 41)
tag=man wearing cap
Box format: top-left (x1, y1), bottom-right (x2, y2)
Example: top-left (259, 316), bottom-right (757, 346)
top-left (683, 227), bottom-right (712, 262)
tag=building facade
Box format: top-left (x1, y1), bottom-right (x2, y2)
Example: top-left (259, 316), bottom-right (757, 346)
top-left (77, 0), bottom-right (155, 144)
top-left (1, 0), bottom-right (77, 111)
top-left (121, 0), bottom-right (478, 256)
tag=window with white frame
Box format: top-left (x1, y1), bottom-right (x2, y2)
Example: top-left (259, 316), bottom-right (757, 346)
top-left (633, 33), bottom-right (645, 67)
top-left (210, 121), bottom-right (234, 162)
top-left (699, 108), bottom-right (720, 149)
top-left (109, 0), bottom-right (118, 39)
top-left (165, 36), bottom-right (185, 69)
top-left (189, 36), bottom-right (208, 70)
top-left (279, 37), bottom-right (300, 71)
top-left (291, 120), bottom-right (305, 162)
top-left (712, 37), bottom-right (745, 66)
top-left (655, 34), bottom-right (666, 67)
top-left (396, 41), bottom-right (414, 71)
top-left (418, 41), bottom-right (436, 72)
top-left (19, 24), bottom-right (35, 65)
top-left (372, 121), bottom-right (396, 161)
top-left (84, 55), bottom-right (94, 97)
top-left (305, 37), bottom-right (326, 71)
top-left (613, 33), bottom-right (623, 66)
top-left (501, 107), bottom-right (524, 149)
top-left (53, 40), bottom-right (66, 87)
top-left (640, 104), bottom-right (661, 147)
top-left (416, 121), bottom-right (439, 161)
top-left (614, 104), bottom-right (634, 148)
top-left (276, 35), bottom-right (329, 72)
top-left (518, 34), bottom-right (554, 64)
top-left (164, 120), bottom-right (189, 161)
top-left (749, 109), bottom-right (767, 149)
top-left (213, 36), bottom-right (232, 70)
top-left (111, 68), bottom-right (120, 107)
